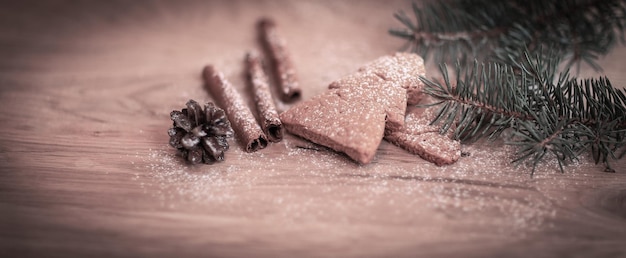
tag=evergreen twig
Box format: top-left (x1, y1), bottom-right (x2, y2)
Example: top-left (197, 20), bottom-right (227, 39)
top-left (390, 0), bottom-right (626, 70)
top-left (420, 50), bottom-right (626, 173)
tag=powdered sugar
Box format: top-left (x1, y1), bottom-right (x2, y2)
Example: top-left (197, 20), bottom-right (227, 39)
top-left (136, 132), bottom-right (588, 236)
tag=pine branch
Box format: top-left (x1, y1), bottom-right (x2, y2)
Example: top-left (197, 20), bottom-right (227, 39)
top-left (390, 0), bottom-right (626, 70)
top-left (421, 51), bottom-right (626, 173)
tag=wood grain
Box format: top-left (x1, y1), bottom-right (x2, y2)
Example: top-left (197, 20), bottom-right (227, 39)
top-left (1, 1), bottom-right (625, 257)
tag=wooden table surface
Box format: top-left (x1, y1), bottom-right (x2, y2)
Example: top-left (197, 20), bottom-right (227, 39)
top-left (1, 1), bottom-right (625, 257)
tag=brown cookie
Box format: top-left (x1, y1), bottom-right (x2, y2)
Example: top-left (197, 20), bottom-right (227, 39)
top-left (381, 52), bottom-right (426, 105)
top-left (384, 131), bottom-right (461, 166)
top-left (328, 71), bottom-right (407, 131)
top-left (384, 101), bottom-right (461, 166)
top-left (330, 52), bottom-right (426, 105)
top-left (280, 53), bottom-right (425, 164)
top-left (280, 88), bottom-right (387, 164)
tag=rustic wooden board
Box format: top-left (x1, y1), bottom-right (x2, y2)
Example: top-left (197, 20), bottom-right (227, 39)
top-left (1, 1), bottom-right (625, 257)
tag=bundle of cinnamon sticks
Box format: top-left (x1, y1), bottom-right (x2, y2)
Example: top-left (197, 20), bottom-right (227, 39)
top-left (203, 17), bottom-right (300, 153)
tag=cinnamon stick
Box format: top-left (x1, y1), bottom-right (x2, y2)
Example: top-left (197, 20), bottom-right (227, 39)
top-left (257, 17), bottom-right (301, 103)
top-left (245, 51), bottom-right (283, 142)
top-left (203, 65), bottom-right (268, 152)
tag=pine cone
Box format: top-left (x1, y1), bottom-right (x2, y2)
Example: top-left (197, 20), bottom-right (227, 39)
top-left (168, 100), bottom-right (234, 164)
